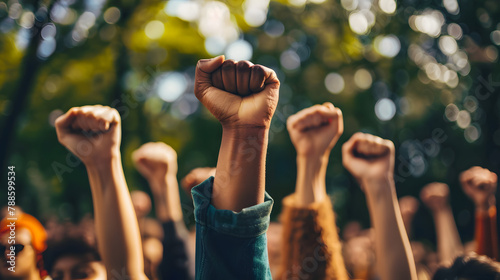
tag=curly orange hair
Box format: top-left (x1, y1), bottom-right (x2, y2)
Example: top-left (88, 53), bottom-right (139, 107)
top-left (0, 213), bottom-right (47, 277)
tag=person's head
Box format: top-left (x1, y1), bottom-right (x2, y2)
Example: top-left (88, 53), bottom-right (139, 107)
top-left (0, 213), bottom-right (47, 280)
top-left (433, 253), bottom-right (500, 280)
top-left (43, 238), bottom-right (105, 280)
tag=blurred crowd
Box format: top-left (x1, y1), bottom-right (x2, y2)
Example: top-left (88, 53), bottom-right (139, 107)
top-left (0, 57), bottom-right (498, 280)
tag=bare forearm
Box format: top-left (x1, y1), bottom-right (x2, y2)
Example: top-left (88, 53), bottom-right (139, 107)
top-left (295, 155), bottom-right (328, 206)
top-left (432, 206), bottom-right (463, 263)
top-left (212, 127), bottom-right (268, 211)
top-left (150, 174), bottom-right (183, 222)
top-left (363, 179), bottom-right (417, 280)
top-left (86, 156), bottom-right (146, 279)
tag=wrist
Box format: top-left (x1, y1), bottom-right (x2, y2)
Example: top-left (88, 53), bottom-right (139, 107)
top-left (295, 155), bottom-right (329, 205)
top-left (84, 150), bottom-right (121, 170)
top-left (475, 196), bottom-right (495, 212)
top-left (360, 176), bottom-right (395, 200)
top-left (222, 125), bottom-right (269, 141)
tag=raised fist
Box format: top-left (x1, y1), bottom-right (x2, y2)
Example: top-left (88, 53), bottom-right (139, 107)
top-left (460, 166), bottom-right (497, 208)
top-left (399, 196), bottom-right (420, 219)
top-left (194, 56), bottom-right (280, 129)
top-left (420, 183), bottom-right (450, 212)
top-left (55, 105), bottom-right (121, 165)
top-left (181, 167), bottom-right (216, 196)
top-left (287, 103), bottom-right (343, 158)
top-left (342, 133), bottom-right (395, 185)
top-left (132, 142), bottom-right (177, 183)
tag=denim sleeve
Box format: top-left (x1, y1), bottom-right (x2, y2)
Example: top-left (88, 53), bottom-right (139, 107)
top-left (160, 220), bottom-right (195, 280)
top-left (191, 177), bottom-right (273, 280)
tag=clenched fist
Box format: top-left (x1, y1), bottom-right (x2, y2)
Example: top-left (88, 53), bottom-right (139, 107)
top-left (342, 133), bottom-right (395, 186)
top-left (420, 183), bottom-right (450, 212)
top-left (181, 167), bottom-right (216, 196)
top-left (399, 196), bottom-right (420, 219)
top-left (132, 142), bottom-right (178, 184)
top-left (460, 166), bottom-right (497, 209)
top-left (55, 105), bottom-right (121, 165)
top-left (287, 103), bottom-right (343, 158)
top-left (194, 56), bottom-right (280, 129)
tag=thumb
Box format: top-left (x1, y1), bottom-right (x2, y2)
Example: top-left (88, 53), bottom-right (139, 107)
top-left (195, 56), bottom-right (225, 98)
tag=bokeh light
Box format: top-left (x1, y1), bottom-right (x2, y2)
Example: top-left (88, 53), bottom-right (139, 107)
top-left (378, 0), bottom-right (396, 14)
top-left (280, 50), bottom-right (301, 70)
top-left (325, 73), bottom-right (345, 94)
top-left (354, 68), bottom-right (372, 89)
top-left (145, 20), bottom-right (165, 40)
top-left (156, 72), bottom-right (188, 102)
top-left (375, 98), bottom-right (396, 121)
top-left (375, 35), bottom-right (401, 58)
top-left (225, 40), bottom-right (253, 61)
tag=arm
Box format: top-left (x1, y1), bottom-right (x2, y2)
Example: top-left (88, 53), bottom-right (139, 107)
top-left (420, 182), bottom-right (463, 265)
top-left (399, 196), bottom-right (419, 239)
top-left (55, 105), bottom-right (147, 279)
top-left (132, 142), bottom-right (195, 279)
top-left (460, 166), bottom-right (498, 259)
top-left (192, 56), bottom-right (280, 279)
top-left (342, 133), bottom-right (417, 280)
top-left (276, 103), bottom-right (349, 280)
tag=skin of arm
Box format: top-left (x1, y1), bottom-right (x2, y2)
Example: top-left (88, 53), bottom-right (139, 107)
top-left (55, 105), bottom-right (147, 279)
top-left (460, 166), bottom-right (498, 259)
top-left (342, 133), bottom-right (418, 280)
top-left (194, 55), bottom-right (280, 212)
top-left (132, 142), bottom-right (183, 222)
top-left (133, 142), bottom-right (195, 280)
top-left (287, 103), bottom-right (343, 206)
top-left (420, 182), bottom-right (464, 265)
top-left (399, 196), bottom-right (420, 239)
top-left (279, 103), bottom-right (349, 280)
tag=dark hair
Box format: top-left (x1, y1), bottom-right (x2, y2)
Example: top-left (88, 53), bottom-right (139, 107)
top-left (43, 238), bottom-right (101, 274)
top-left (433, 253), bottom-right (500, 280)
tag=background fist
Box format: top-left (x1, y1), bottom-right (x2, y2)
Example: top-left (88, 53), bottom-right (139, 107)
top-left (194, 56), bottom-right (280, 129)
top-left (399, 196), bottom-right (420, 219)
top-left (132, 142), bottom-right (177, 183)
top-left (460, 166), bottom-right (497, 208)
top-left (287, 103), bottom-right (343, 158)
top-left (181, 167), bottom-right (216, 197)
top-left (55, 105), bottom-right (121, 165)
top-left (420, 183), bottom-right (450, 212)
top-left (342, 133), bottom-right (395, 185)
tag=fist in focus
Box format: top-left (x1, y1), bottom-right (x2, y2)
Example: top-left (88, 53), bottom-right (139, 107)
top-left (181, 167), bottom-right (216, 197)
top-left (55, 105), bottom-right (121, 165)
top-left (132, 142), bottom-right (177, 183)
top-left (460, 166), bottom-right (497, 209)
top-left (342, 133), bottom-right (395, 185)
top-left (287, 103), bottom-right (343, 158)
top-left (194, 56), bottom-right (280, 129)
top-left (420, 183), bottom-right (450, 212)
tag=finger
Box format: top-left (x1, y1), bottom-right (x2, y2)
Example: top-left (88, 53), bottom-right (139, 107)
top-left (94, 106), bottom-right (120, 131)
top-left (194, 55), bottom-right (225, 99)
top-left (73, 110), bottom-right (91, 132)
top-left (83, 111), bottom-right (101, 133)
top-left (336, 108), bottom-right (344, 135)
top-left (249, 66), bottom-right (266, 93)
top-left (260, 65), bottom-right (280, 87)
top-left (344, 132), bottom-right (364, 154)
top-left (221, 60), bottom-right (237, 94)
top-left (211, 67), bottom-right (225, 91)
top-left (236, 60), bottom-right (253, 96)
top-left (55, 108), bottom-right (78, 132)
